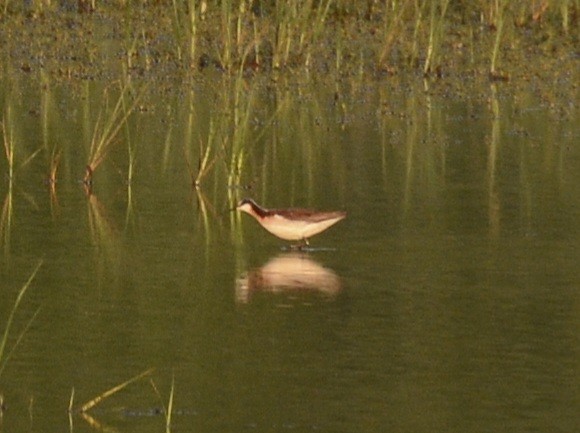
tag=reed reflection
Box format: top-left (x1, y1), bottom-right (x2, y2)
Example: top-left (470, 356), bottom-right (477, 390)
top-left (488, 83), bottom-right (501, 238)
top-left (0, 183), bottom-right (12, 261)
top-left (235, 253), bottom-right (342, 304)
top-left (84, 185), bottom-right (121, 274)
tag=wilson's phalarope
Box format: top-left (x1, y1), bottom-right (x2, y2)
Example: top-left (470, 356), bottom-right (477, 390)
top-left (236, 198), bottom-right (346, 248)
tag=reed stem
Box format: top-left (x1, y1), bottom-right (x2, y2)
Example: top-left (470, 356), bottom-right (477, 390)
top-left (490, 0), bottom-right (509, 79)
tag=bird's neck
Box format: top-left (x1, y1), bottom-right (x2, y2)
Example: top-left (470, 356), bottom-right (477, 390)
top-left (249, 201), bottom-right (269, 219)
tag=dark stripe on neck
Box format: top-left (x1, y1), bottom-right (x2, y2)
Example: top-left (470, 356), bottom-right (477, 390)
top-left (250, 200), bottom-right (269, 218)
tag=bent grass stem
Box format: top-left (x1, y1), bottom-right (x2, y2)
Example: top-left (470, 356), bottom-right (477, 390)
top-left (0, 261), bottom-right (43, 379)
top-left (77, 367), bottom-right (155, 413)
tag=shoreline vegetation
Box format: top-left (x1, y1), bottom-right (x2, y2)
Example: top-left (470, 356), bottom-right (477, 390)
top-left (0, 1), bottom-right (577, 212)
top-left (0, 1), bottom-right (577, 83)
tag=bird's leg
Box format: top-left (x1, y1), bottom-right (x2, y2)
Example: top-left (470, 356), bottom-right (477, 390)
top-left (289, 238), bottom-right (309, 251)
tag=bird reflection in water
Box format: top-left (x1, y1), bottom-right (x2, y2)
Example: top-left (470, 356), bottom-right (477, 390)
top-left (235, 253), bottom-right (342, 304)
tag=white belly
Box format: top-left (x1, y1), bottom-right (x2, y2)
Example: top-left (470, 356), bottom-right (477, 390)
top-left (261, 215), bottom-right (341, 241)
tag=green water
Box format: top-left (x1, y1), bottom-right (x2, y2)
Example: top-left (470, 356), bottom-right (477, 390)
top-left (0, 75), bottom-right (578, 433)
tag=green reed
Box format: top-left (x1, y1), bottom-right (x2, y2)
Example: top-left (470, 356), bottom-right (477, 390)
top-left (169, 0), bottom-right (204, 65)
top-left (171, 0), bottom-right (184, 62)
top-left (218, 0), bottom-right (235, 70)
top-left (188, 0), bottom-right (199, 65)
top-left (126, 1), bottom-right (580, 76)
top-left (85, 80), bottom-right (143, 184)
top-left (181, 87), bottom-right (219, 188)
top-left (190, 118), bottom-right (220, 188)
top-left (227, 72), bottom-right (255, 188)
top-left (489, 0), bottom-right (509, 80)
top-left (2, 0), bottom-right (576, 77)
top-left (271, 3), bottom-right (291, 69)
top-left (423, 0), bottom-right (450, 76)
top-left (306, 0), bottom-right (333, 67)
top-left (0, 261), bottom-right (42, 379)
top-left (377, 0), bottom-right (409, 71)
top-left (271, 0), bottom-right (333, 70)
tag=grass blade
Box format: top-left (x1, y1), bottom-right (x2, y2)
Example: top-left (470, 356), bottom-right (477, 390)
top-left (166, 373), bottom-right (175, 433)
top-left (0, 260), bottom-right (43, 378)
top-left (0, 307), bottom-right (41, 377)
top-left (68, 387), bottom-right (75, 413)
top-left (149, 372), bottom-right (176, 433)
top-left (79, 367), bottom-right (155, 413)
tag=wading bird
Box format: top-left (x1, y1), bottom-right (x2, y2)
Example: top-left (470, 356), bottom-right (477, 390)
top-left (236, 198), bottom-right (346, 249)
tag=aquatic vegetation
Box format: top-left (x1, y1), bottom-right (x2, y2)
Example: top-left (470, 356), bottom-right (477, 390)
top-left (377, 0), bottom-right (409, 72)
top-left (1, 105), bottom-right (42, 252)
top-left (489, 0), bottom-right (510, 80)
top-left (0, 106), bottom-right (40, 181)
top-left (226, 73), bottom-right (253, 187)
top-left (150, 373), bottom-right (175, 433)
top-left (0, 0), bottom-right (575, 80)
top-left (487, 83), bottom-right (501, 237)
top-left (184, 73), bottom-right (259, 195)
top-left (182, 88), bottom-right (220, 188)
top-left (0, 261), bottom-right (42, 380)
top-left (84, 187), bottom-right (125, 279)
top-left (187, 119), bottom-right (220, 188)
top-left (0, 185), bottom-right (13, 258)
top-left (190, 1), bottom-right (576, 75)
top-left (47, 148), bottom-right (60, 187)
top-left (67, 368), bottom-right (181, 432)
top-left (76, 367), bottom-right (155, 413)
top-left (269, 0), bottom-right (333, 70)
top-left (84, 81), bottom-right (144, 184)
top-left (423, 0), bottom-right (450, 76)
top-left (1, 109), bottom-right (14, 181)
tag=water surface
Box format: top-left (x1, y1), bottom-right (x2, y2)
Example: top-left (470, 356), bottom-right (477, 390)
top-left (0, 75), bottom-right (578, 433)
